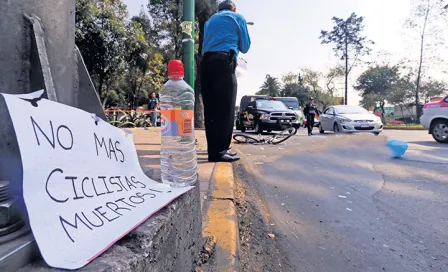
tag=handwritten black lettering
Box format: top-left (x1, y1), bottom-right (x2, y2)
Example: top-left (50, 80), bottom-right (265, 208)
top-left (98, 176), bottom-right (114, 194)
top-left (115, 176), bottom-right (128, 191)
top-left (106, 201), bottom-right (130, 216)
top-left (81, 211), bottom-right (104, 228)
top-left (137, 192), bottom-right (156, 199)
top-left (31, 116), bottom-right (55, 148)
top-left (56, 125), bottom-right (74, 150)
top-left (66, 176), bottom-right (84, 200)
top-left (94, 133), bottom-right (110, 158)
top-left (46, 168), bottom-right (68, 203)
top-left (130, 176), bottom-right (146, 189)
top-left (95, 206), bottom-right (119, 222)
top-left (92, 177), bottom-right (106, 197)
top-left (129, 194), bottom-right (145, 205)
top-left (60, 213), bottom-right (92, 243)
top-left (115, 141), bottom-right (125, 162)
top-left (115, 198), bottom-right (136, 208)
top-left (109, 177), bottom-right (123, 192)
top-left (108, 139), bottom-right (118, 161)
top-left (81, 177), bottom-right (94, 198)
top-left (125, 176), bottom-right (137, 190)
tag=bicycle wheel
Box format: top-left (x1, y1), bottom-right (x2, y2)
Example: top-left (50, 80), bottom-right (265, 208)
top-left (233, 134), bottom-right (260, 144)
top-left (271, 127), bottom-right (297, 145)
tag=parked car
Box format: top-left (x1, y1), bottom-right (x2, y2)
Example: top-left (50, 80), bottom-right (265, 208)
top-left (319, 105), bottom-right (383, 135)
top-left (274, 97), bottom-right (303, 128)
top-left (421, 96), bottom-right (448, 143)
top-left (236, 97), bottom-right (298, 133)
top-left (236, 95), bottom-right (271, 131)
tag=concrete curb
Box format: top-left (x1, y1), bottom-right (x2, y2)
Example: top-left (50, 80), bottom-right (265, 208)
top-left (202, 162), bottom-right (240, 271)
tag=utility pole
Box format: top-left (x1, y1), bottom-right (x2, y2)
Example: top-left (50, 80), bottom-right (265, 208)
top-left (182, 0), bottom-right (195, 88)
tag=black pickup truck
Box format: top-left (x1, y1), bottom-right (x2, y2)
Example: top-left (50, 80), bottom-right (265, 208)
top-left (235, 96), bottom-right (298, 133)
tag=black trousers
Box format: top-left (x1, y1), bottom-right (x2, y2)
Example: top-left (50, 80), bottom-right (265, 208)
top-left (307, 114), bottom-right (315, 134)
top-left (200, 54), bottom-right (237, 159)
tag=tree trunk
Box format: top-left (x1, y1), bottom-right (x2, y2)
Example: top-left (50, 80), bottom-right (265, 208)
top-left (415, 3), bottom-right (430, 121)
top-left (380, 101), bottom-right (386, 124)
top-left (344, 47), bottom-right (349, 105)
top-left (415, 33), bottom-right (424, 121)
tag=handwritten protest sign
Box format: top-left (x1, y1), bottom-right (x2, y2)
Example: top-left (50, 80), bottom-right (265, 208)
top-left (1, 92), bottom-right (193, 270)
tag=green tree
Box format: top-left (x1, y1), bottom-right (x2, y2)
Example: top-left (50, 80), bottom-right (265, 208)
top-left (320, 13), bottom-right (374, 105)
top-left (301, 69), bottom-right (340, 110)
top-left (355, 65), bottom-right (401, 121)
top-left (420, 78), bottom-right (448, 102)
top-left (324, 66), bottom-right (345, 96)
top-left (148, 0), bottom-right (184, 60)
top-left (387, 75), bottom-right (415, 121)
top-left (75, 0), bottom-right (128, 102)
top-left (404, 0), bottom-right (447, 118)
top-left (120, 11), bottom-right (166, 109)
top-left (257, 75), bottom-right (282, 97)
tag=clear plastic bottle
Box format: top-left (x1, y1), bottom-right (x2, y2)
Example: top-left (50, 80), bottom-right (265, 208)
top-left (159, 60), bottom-right (197, 187)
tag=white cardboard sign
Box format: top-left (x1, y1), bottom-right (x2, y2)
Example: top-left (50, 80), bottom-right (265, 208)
top-left (1, 93), bottom-right (193, 270)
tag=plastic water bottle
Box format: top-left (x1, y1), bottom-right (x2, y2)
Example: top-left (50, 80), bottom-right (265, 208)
top-left (159, 60), bottom-right (197, 187)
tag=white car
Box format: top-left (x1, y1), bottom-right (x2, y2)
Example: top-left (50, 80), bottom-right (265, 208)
top-left (420, 96), bottom-right (448, 143)
top-left (319, 105), bottom-right (383, 135)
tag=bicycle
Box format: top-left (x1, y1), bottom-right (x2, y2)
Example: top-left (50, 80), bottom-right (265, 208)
top-left (233, 127), bottom-right (297, 145)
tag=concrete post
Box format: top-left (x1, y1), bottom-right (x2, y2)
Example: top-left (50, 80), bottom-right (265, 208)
top-left (0, 1), bottom-right (106, 269)
top-left (0, 0), bottom-right (76, 102)
top-left (0, 0), bottom-right (106, 185)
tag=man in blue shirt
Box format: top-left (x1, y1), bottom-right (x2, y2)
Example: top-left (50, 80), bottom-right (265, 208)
top-left (201, 0), bottom-right (251, 162)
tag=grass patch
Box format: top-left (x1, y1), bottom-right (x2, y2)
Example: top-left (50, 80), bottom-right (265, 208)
top-left (384, 124), bottom-right (425, 130)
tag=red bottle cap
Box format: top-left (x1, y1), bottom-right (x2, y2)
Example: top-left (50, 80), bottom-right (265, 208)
top-left (167, 60), bottom-right (185, 77)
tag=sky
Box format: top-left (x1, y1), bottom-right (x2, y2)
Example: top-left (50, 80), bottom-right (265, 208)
top-left (123, 0), bottom-right (424, 106)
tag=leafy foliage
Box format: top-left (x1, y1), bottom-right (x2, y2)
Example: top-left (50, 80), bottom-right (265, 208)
top-left (76, 0), bottom-right (167, 110)
top-left (320, 13), bottom-right (374, 105)
top-left (257, 75), bottom-right (282, 97)
top-left (404, 0), bottom-right (448, 118)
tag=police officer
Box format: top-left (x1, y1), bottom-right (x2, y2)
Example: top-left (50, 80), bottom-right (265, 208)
top-left (304, 97), bottom-right (317, 136)
top-left (201, 0), bottom-right (251, 162)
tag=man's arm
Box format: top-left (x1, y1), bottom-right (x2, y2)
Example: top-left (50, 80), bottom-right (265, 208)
top-left (237, 15), bottom-right (251, 54)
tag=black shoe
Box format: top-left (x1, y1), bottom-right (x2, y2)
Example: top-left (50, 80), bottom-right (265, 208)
top-left (209, 151), bottom-right (240, 162)
top-left (227, 150), bottom-right (237, 156)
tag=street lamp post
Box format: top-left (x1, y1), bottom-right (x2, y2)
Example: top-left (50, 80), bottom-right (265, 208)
top-left (182, 0), bottom-right (195, 88)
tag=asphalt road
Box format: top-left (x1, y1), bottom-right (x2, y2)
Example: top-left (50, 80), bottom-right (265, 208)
top-left (233, 128), bottom-right (448, 272)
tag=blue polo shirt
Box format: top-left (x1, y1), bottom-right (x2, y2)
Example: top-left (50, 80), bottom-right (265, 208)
top-left (202, 10), bottom-right (251, 58)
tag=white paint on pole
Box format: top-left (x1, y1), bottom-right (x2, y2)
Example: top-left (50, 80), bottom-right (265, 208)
top-left (1, 93), bottom-right (193, 270)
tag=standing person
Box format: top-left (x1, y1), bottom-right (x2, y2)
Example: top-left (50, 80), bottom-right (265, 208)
top-left (148, 92), bottom-right (159, 127)
top-left (201, 0), bottom-right (251, 162)
top-left (304, 97), bottom-right (317, 136)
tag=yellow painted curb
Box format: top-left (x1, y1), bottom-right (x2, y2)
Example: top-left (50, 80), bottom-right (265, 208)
top-left (212, 162), bottom-right (235, 200)
top-left (202, 162), bottom-right (239, 271)
top-left (202, 200), bottom-right (238, 258)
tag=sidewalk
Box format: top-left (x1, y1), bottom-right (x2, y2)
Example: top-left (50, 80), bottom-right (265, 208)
top-left (131, 127), bottom-right (240, 271)
top-left (131, 128), bottom-right (214, 210)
